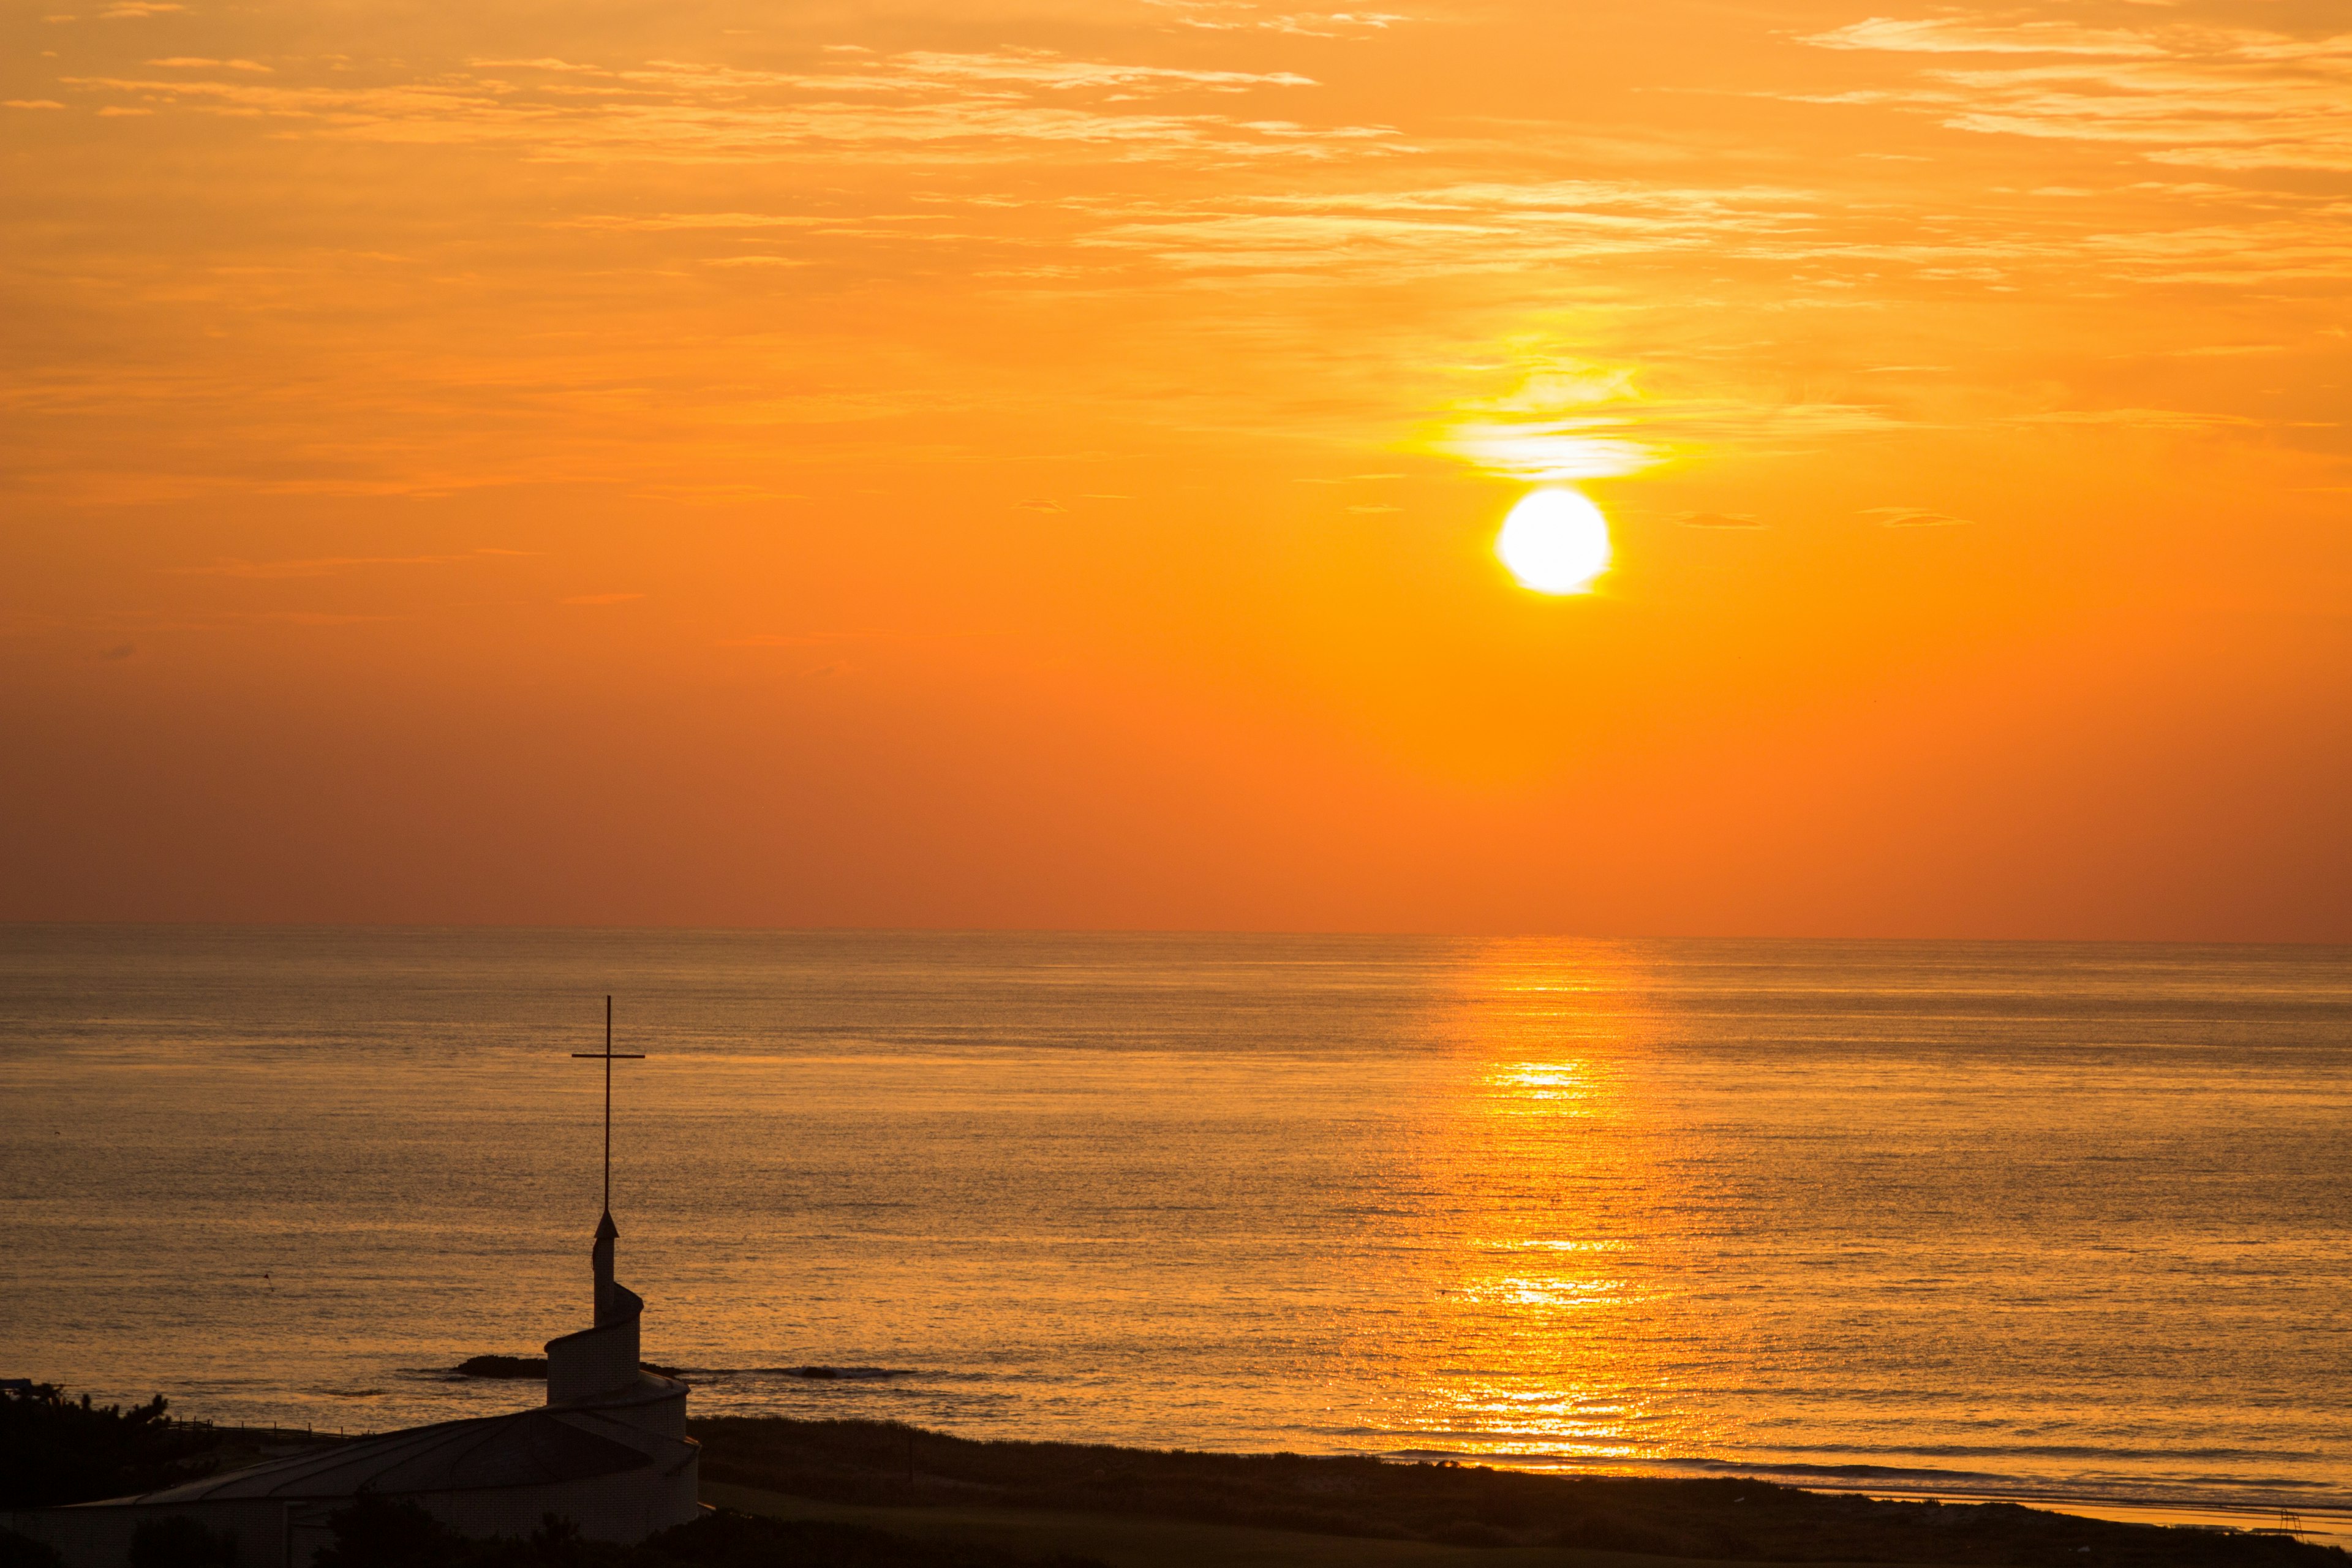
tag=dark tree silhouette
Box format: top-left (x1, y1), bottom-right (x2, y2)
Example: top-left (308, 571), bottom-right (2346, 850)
top-left (0, 1385), bottom-right (217, 1508)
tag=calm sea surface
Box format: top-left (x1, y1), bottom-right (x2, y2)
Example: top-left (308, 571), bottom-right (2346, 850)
top-left (3, 927), bottom-right (2347, 1530)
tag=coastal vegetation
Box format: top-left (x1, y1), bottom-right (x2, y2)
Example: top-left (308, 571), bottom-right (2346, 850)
top-left (0, 1385), bottom-right (219, 1510)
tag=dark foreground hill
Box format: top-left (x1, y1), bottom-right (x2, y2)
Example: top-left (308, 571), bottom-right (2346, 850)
top-left (0, 1389), bottom-right (1096, 1568)
top-left (690, 1417), bottom-right (2345, 1568)
top-left (9, 1390), bottom-right (2340, 1568)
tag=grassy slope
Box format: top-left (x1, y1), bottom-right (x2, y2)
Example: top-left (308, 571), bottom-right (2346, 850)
top-left (689, 1419), bottom-right (2346, 1568)
top-left (707, 1480), bottom-right (1779, 1568)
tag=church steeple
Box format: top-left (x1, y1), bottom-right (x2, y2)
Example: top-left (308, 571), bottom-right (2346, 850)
top-left (549, 1000), bottom-right (660, 1409)
top-left (593, 1208), bottom-right (621, 1325)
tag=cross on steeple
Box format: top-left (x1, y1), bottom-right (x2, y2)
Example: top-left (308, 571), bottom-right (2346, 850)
top-left (571, 995), bottom-right (644, 1215)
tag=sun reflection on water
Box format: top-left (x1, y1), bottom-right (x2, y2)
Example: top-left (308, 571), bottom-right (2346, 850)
top-left (1386, 940), bottom-right (1706, 1468)
top-left (1485, 1060), bottom-right (1599, 1104)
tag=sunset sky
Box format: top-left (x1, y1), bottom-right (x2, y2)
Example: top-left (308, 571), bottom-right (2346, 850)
top-left (4, 0), bottom-right (2348, 937)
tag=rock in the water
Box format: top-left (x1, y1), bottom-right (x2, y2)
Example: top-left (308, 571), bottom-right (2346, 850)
top-left (454, 1356), bottom-right (546, 1379)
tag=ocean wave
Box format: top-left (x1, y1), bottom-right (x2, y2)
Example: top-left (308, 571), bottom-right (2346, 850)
top-left (712, 1366), bottom-right (911, 1382)
top-left (1664, 1458), bottom-right (2016, 1482)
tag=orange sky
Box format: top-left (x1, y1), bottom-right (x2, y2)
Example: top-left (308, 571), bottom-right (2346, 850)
top-left (4, 0), bottom-right (2348, 937)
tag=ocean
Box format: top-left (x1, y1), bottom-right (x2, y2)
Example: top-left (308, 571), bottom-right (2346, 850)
top-left (3, 926), bottom-right (2346, 1536)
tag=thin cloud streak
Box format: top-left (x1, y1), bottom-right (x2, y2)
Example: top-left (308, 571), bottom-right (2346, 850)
top-left (1797, 18), bottom-right (2352, 171)
top-left (57, 48), bottom-right (1401, 164)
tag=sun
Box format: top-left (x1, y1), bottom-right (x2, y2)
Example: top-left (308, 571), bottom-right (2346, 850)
top-left (1496, 488), bottom-right (1613, 595)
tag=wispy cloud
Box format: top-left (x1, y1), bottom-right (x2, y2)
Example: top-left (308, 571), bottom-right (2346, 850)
top-left (1861, 505), bottom-right (1972, 527)
top-left (1803, 18), bottom-right (2166, 57)
top-left (59, 48), bottom-right (1393, 165)
top-left (1059, 169), bottom-right (2340, 290)
top-left (1798, 18), bottom-right (2352, 171)
top-left (1443, 362), bottom-right (1901, 483)
top-left (15, 1), bottom-right (2342, 522)
top-left (2008, 407), bottom-right (2258, 430)
top-left (148, 56), bottom-right (269, 71)
top-left (560, 213), bottom-right (828, 232)
top-left (877, 48), bottom-right (1316, 94)
top-left (1072, 179), bottom-right (1835, 282)
top-left (1147, 1), bottom-right (1412, 37)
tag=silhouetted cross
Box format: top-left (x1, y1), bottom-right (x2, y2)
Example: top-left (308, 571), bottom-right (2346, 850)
top-left (571, 995), bottom-right (644, 1214)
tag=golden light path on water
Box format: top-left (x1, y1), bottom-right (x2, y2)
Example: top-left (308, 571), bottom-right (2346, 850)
top-left (1376, 941), bottom-right (1697, 1468)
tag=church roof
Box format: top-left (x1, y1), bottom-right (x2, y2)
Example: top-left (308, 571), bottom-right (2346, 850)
top-left (99, 1408), bottom-right (652, 1507)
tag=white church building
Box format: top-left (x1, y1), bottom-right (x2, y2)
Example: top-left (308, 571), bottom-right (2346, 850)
top-left (11, 1209), bottom-right (701, 1567)
top-left (10, 1011), bottom-right (701, 1566)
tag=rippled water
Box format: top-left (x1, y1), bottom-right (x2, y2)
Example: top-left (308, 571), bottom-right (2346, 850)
top-left (4, 926), bottom-right (2346, 1530)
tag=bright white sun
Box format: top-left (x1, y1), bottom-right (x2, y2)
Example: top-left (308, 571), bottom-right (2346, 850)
top-left (1496, 487), bottom-right (1613, 595)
